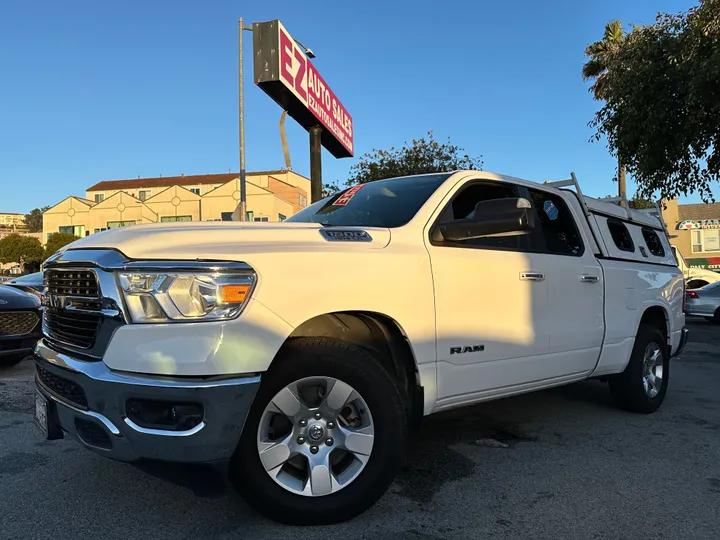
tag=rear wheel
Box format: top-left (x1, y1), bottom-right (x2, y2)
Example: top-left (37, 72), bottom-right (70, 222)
top-left (609, 324), bottom-right (669, 414)
top-left (230, 337), bottom-right (407, 525)
top-left (0, 354), bottom-right (25, 368)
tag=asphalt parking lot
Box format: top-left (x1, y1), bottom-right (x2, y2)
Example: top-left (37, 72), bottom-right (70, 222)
top-left (1, 320), bottom-right (719, 540)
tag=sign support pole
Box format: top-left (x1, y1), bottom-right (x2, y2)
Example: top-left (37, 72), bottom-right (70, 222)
top-left (310, 126), bottom-right (322, 202)
top-left (237, 18), bottom-right (247, 221)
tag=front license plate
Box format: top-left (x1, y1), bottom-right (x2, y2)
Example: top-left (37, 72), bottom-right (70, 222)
top-left (35, 391), bottom-right (48, 438)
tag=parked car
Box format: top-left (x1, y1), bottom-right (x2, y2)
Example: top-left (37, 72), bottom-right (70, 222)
top-left (671, 245), bottom-right (720, 290)
top-left (33, 171), bottom-right (687, 525)
top-left (685, 281), bottom-right (720, 322)
top-left (3, 271), bottom-right (44, 300)
top-left (0, 285), bottom-right (42, 368)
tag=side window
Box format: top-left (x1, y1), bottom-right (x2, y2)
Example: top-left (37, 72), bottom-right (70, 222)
top-left (641, 227), bottom-right (665, 257)
top-left (607, 219), bottom-right (635, 252)
top-left (527, 189), bottom-right (584, 256)
top-left (432, 181), bottom-right (534, 251)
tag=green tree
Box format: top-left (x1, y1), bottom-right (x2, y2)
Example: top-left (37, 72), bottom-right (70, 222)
top-left (0, 234), bottom-right (43, 272)
top-left (23, 206), bottom-right (50, 233)
top-left (44, 232), bottom-right (80, 260)
top-left (345, 131), bottom-right (483, 187)
top-left (628, 194), bottom-right (656, 210)
top-left (589, 0), bottom-right (720, 201)
top-left (582, 19), bottom-right (628, 197)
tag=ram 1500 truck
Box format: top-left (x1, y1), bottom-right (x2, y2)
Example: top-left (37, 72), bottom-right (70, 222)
top-left (34, 171), bottom-right (688, 525)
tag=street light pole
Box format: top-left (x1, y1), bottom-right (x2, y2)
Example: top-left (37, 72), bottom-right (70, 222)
top-left (237, 18), bottom-right (247, 221)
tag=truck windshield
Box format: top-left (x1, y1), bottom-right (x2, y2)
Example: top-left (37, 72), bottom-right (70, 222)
top-left (285, 173), bottom-right (453, 228)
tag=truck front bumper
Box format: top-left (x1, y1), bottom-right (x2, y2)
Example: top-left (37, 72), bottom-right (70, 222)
top-left (33, 340), bottom-right (260, 463)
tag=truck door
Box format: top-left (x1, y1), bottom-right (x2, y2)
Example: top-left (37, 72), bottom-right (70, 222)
top-left (526, 187), bottom-right (604, 375)
top-left (425, 179), bottom-right (551, 405)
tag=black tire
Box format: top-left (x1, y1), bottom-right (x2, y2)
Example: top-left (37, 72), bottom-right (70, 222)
top-left (0, 354), bottom-right (25, 368)
top-left (711, 309), bottom-right (720, 325)
top-left (230, 337), bottom-right (407, 525)
top-left (609, 324), bottom-right (669, 414)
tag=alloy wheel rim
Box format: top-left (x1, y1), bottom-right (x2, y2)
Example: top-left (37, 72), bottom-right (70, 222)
top-left (256, 376), bottom-right (375, 497)
top-left (642, 342), bottom-right (663, 398)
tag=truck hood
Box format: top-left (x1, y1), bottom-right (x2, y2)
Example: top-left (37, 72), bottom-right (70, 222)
top-left (60, 221), bottom-right (391, 261)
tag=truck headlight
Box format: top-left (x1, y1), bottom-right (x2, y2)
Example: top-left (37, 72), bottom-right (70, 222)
top-left (118, 272), bottom-right (255, 323)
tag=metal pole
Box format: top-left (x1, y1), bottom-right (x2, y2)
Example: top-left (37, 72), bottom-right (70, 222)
top-left (238, 18), bottom-right (247, 221)
top-left (310, 126), bottom-right (322, 202)
top-left (618, 158), bottom-right (626, 207)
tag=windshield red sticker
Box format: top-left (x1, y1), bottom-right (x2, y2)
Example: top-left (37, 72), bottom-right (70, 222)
top-left (333, 184), bottom-right (364, 206)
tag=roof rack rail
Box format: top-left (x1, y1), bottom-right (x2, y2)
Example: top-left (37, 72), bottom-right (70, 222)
top-left (544, 172), bottom-right (591, 217)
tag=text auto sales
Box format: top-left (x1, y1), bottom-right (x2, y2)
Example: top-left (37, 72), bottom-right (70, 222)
top-left (278, 27), bottom-right (353, 154)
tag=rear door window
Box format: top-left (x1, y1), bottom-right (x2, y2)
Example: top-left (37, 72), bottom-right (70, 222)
top-left (527, 189), bottom-right (584, 256)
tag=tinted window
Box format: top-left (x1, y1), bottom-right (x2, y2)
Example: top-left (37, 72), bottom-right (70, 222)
top-left (607, 219), bottom-right (634, 252)
top-left (641, 227), bottom-right (665, 257)
top-left (432, 181), bottom-right (535, 251)
top-left (528, 189), bottom-right (584, 256)
top-left (285, 173), bottom-right (452, 228)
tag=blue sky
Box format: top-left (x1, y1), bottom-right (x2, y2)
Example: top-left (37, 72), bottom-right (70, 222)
top-left (0, 0), bottom-right (699, 214)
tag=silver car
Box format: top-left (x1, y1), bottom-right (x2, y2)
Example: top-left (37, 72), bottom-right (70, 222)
top-left (686, 281), bottom-right (720, 323)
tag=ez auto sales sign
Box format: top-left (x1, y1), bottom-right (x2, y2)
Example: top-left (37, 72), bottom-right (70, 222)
top-left (253, 19), bottom-right (353, 158)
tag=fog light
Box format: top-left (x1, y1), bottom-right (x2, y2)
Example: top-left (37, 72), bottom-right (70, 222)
top-left (126, 399), bottom-right (203, 431)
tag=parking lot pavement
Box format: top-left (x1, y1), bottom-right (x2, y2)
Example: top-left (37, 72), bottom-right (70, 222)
top-left (1, 321), bottom-right (719, 540)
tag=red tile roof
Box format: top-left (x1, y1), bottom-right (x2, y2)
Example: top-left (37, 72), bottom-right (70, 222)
top-left (86, 170), bottom-right (294, 192)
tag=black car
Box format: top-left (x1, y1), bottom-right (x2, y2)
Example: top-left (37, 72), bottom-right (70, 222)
top-left (0, 285), bottom-right (42, 368)
top-left (4, 272), bottom-right (44, 300)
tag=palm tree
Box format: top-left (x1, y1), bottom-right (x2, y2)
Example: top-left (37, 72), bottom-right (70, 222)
top-left (583, 20), bottom-right (627, 202)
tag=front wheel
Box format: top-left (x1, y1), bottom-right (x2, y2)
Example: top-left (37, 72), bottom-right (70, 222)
top-left (230, 337), bottom-right (407, 525)
top-left (609, 324), bottom-right (669, 413)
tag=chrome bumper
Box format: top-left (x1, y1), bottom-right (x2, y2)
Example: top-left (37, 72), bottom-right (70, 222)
top-left (33, 340), bottom-right (260, 463)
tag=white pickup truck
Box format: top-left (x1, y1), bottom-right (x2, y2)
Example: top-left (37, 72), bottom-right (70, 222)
top-left (34, 171), bottom-right (688, 525)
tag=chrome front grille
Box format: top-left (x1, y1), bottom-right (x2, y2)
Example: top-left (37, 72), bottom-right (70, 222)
top-left (45, 269), bottom-right (99, 298)
top-left (44, 308), bottom-right (101, 349)
top-left (0, 311), bottom-right (39, 336)
top-left (43, 269), bottom-right (102, 350)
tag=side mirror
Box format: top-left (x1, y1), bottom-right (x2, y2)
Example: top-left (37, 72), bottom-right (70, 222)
top-left (437, 197), bottom-right (535, 242)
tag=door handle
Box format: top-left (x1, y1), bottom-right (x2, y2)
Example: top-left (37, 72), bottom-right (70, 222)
top-left (520, 272), bottom-right (545, 282)
top-left (580, 274), bottom-right (599, 283)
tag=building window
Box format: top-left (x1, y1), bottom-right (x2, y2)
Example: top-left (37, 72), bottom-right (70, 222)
top-left (221, 212), bottom-right (234, 221)
top-left (299, 194), bottom-right (307, 207)
top-left (254, 216), bottom-right (269, 222)
top-left (93, 228), bottom-right (107, 234)
top-left (278, 214), bottom-right (287, 222)
top-left (246, 211), bottom-right (254, 221)
top-left (692, 229), bottom-right (720, 253)
top-left (94, 194), bottom-right (104, 203)
top-left (107, 220), bottom-right (136, 229)
top-left (160, 216), bottom-right (192, 222)
top-left (138, 190), bottom-right (151, 201)
top-left (189, 188), bottom-right (201, 195)
top-left (58, 225), bottom-right (86, 237)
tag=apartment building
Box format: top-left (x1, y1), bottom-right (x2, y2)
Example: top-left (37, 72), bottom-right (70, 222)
top-left (0, 212), bottom-right (26, 228)
top-left (43, 170), bottom-right (310, 239)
